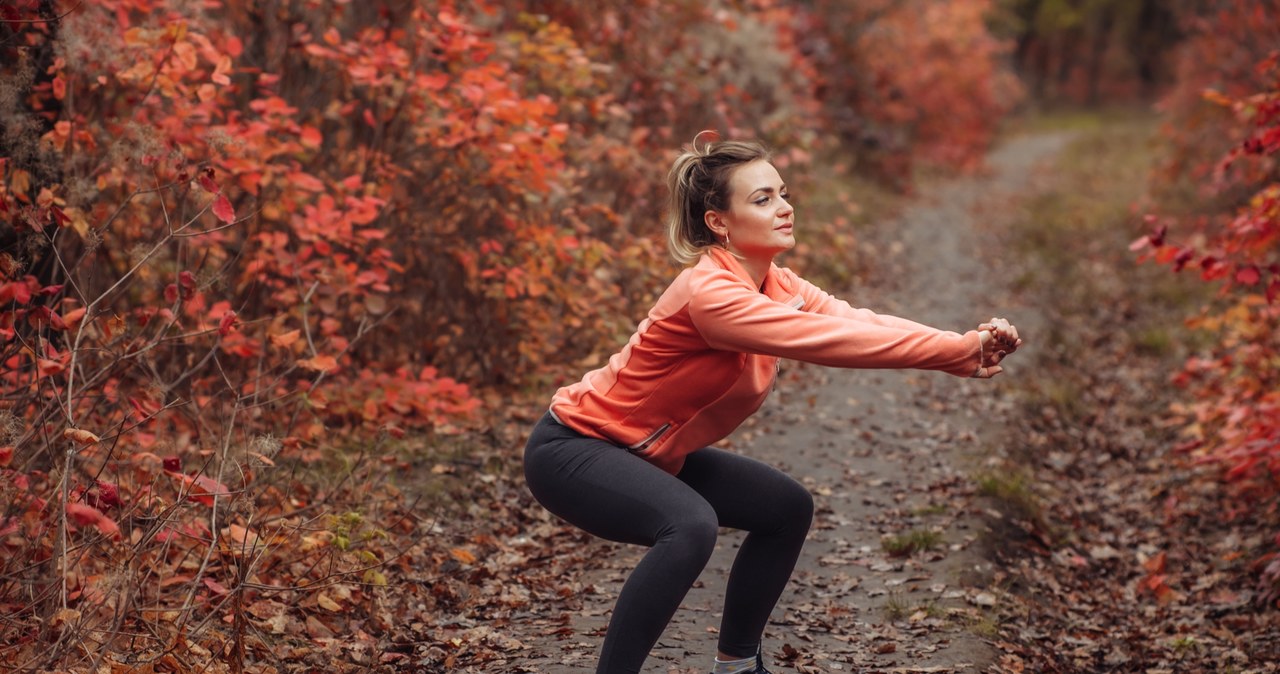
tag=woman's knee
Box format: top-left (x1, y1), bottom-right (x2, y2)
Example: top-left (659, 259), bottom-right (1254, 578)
top-left (770, 478), bottom-right (815, 536)
top-left (662, 504), bottom-right (719, 564)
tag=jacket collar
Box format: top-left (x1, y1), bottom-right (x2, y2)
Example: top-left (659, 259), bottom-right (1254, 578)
top-left (704, 247), bottom-right (794, 301)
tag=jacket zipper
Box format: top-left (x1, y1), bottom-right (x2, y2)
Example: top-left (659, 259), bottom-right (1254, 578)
top-left (629, 422), bottom-right (672, 452)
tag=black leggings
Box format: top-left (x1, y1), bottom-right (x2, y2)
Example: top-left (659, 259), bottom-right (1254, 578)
top-left (523, 413), bottom-right (814, 674)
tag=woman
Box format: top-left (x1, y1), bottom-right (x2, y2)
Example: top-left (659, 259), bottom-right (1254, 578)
top-left (523, 136), bottom-right (1021, 674)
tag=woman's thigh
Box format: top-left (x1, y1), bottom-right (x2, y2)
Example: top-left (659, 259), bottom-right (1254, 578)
top-left (524, 415), bottom-right (717, 546)
top-left (676, 447), bottom-right (814, 534)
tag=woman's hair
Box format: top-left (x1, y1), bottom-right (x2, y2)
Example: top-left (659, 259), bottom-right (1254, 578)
top-left (666, 133), bottom-right (772, 266)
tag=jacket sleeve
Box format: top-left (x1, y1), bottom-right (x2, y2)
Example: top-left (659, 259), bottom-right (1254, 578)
top-left (784, 268), bottom-right (944, 333)
top-left (689, 269), bottom-right (981, 376)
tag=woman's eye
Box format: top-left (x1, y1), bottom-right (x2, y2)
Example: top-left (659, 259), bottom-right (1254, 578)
top-left (755, 197), bottom-right (770, 205)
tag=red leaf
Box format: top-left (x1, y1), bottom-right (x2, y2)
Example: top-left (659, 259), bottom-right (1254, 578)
top-left (129, 396), bottom-right (162, 420)
top-left (65, 503), bottom-right (98, 527)
top-left (162, 455), bottom-right (182, 472)
top-left (95, 481), bottom-right (121, 509)
top-left (218, 310), bottom-right (237, 336)
top-left (37, 358), bottom-right (66, 376)
top-left (51, 206), bottom-right (70, 228)
top-left (45, 308), bottom-right (67, 331)
top-left (212, 194), bottom-right (235, 223)
top-left (198, 169), bottom-right (219, 193)
top-left (65, 502), bottom-right (121, 540)
top-left (1172, 247), bottom-right (1195, 272)
top-left (170, 472), bottom-right (232, 506)
top-left (0, 281), bottom-right (31, 305)
top-left (204, 578), bottom-right (230, 596)
top-left (1235, 265), bottom-right (1261, 286)
top-left (27, 306), bottom-right (64, 330)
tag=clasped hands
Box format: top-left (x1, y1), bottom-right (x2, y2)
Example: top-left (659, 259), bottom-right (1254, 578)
top-left (973, 317), bottom-right (1022, 379)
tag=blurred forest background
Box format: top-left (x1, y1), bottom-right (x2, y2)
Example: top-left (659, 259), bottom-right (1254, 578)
top-left (1, 0), bottom-right (1277, 671)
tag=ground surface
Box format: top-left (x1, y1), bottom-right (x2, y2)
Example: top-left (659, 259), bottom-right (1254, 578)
top-left (495, 131), bottom-right (1074, 674)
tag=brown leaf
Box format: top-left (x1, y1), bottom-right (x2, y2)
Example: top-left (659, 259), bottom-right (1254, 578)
top-left (305, 615), bottom-right (335, 639)
top-left (317, 593), bottom-right (342, 612)
top-left (63, 428), bottom-right (101, 446)
top-left (270, 329), bottom-right (301, 348)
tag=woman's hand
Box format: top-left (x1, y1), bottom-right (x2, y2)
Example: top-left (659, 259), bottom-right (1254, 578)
top-left (973, 317), bottom-right (1023, 379)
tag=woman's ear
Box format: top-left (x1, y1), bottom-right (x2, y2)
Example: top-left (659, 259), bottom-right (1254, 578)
top-left (704, 210), bottom-right (725, 238)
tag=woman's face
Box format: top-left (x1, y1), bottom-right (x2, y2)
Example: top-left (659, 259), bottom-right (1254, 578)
top-left (715, 160), bottom-right (795, 261)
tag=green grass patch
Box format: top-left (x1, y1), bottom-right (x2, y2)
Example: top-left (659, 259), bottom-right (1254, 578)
top-left (912, 503), bottom-right (949, 517)
top-left (881, 528), bottom-right (944, 557)
top-left (967, 611), bottom-right (1000, 638)
top-left (975, 470), bottom-right (1042, 525)
top-left (880, 592), bottom-right (950, 624)
top-left (881, 591), bottom-right (911, 622)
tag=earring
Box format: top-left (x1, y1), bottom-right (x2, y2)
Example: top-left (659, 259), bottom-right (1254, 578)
top-left (723, 231), bottom-right (731, 249)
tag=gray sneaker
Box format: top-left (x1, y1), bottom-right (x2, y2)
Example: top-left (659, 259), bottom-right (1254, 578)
top-left (709, 647), bottom-right (772, 674)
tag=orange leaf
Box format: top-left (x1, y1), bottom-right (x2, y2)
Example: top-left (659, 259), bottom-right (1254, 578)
top-left (224, 523), bottom-right (259, 549)
top-left (270, 329), bottom-right (301, 348)
top-left (211, 54), bottom-right (232, 86)
top-left (61, 307), bottom-right (86, 328)
top-left (249, 452), bottom-right (276, 466)
top-left (299, 354), bottom-right (338, 372)
top-left (450, 548), bottom-right (476, 565)
top-left (300, 126), bottom-right (323, 150)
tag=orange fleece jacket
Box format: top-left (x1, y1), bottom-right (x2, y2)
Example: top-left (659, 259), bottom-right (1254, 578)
top-left (550, 247), bottom-right (983, 475)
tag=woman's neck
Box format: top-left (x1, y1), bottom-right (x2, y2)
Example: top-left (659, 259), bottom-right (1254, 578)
top-left (736, 254), bottom-right (771, 291)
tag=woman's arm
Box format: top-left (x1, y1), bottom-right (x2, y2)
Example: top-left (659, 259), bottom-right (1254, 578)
top-left (689, 269), bottom-right (982, 376)
top-left (784, 270), bottom-right (943, 333)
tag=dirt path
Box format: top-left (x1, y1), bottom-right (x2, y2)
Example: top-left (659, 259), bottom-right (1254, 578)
top-left (501, 132), bottom-right (1073, 673)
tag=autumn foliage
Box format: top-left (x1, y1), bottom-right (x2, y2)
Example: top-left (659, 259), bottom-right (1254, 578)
top-left (1130, 0), bottom-right (1280, 602)
top-left (0, 0), bottom-right (1022, 669)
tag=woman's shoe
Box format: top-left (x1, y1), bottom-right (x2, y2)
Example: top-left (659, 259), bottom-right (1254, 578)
top-left (752, 648), bottom-right (772, 674)
top-left (709, 646), bottom-right (772, 674)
